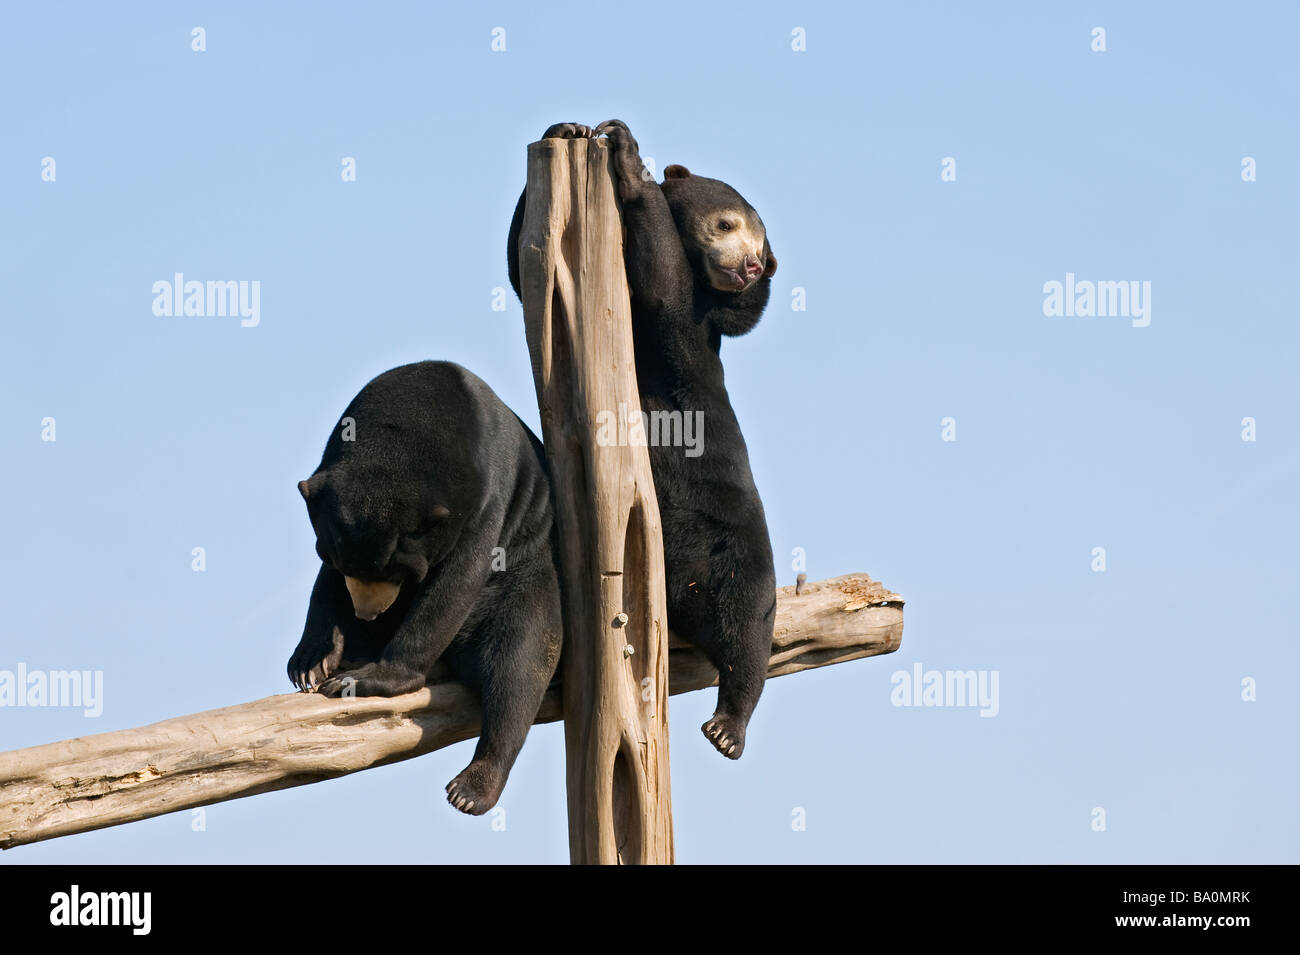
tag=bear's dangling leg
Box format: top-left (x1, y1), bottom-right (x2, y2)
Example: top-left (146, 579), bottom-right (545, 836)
top-left (444, 565), bottom-right (562, 815)
top-left (697, 562), bottom-right (776, 760)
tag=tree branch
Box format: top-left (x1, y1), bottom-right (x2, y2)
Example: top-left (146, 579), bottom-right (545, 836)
top-left (0, 573), bottom-right (901, 850)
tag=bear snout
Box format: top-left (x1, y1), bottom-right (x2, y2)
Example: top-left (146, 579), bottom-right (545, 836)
top-left (708, 254), bottom-right (765, 292)
top-left (343, 576), bottom-right (401, 621)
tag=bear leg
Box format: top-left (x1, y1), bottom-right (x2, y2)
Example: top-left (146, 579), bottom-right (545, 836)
top-left (693, 558), bottom-right (776, 760)
top-left (445, 562), bottom-right (562, 815)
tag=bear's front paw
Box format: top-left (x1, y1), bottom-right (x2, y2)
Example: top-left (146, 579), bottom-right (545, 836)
top-left (541, 122), bottom-right (595, 140)
top-left (594, 119), bottom-right (649, 195)
top-left (316, 661), bottom-right (425, 698)
top-left (287, 626), bottom-right (345, 691)
top-left (445, 759), bottom-right (507, 816)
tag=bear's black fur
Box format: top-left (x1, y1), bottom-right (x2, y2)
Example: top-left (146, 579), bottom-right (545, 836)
top-left (508, 120), bottom-right (777, 759)
top-left (287, 360), bottom-right (562, 814)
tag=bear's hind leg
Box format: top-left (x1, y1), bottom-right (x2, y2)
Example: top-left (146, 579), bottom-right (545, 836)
top-left (697, 562), bottom-right (776, 760)
top-left (445, 566), bottom-right (562, 815)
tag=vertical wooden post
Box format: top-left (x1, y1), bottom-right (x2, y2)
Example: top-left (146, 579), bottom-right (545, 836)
top-left (516, 136), bottom-right (674, 864)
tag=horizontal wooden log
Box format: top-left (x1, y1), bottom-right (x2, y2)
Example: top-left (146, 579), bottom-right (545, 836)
top-left (0, 573), bottom-right (901, 850)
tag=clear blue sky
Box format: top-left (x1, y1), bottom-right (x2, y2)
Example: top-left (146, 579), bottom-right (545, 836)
top-left (2, 1), bottom-right (1296, 864)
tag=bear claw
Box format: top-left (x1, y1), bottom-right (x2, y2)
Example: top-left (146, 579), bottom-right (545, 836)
top-left (447, 783), bottom-right (488, 816)
top-left (592, 120), bottom-right (646, 196)
top-left (445, 761), bottom-right (505, 816)
top-left (287, 628), bottom-right (345, 691)
top-left (702, 714), bottom-right (746, 760)
top-left (542, 122), bottom-right (595, 140)
top-left (315, 674), bottom-right (355, 697)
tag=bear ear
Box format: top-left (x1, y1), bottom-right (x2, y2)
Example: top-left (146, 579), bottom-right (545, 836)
top-left (298, 472), bottom-right (327, 503)
top-left (763, 248), bottom-right (778, 278)
top-left (663, 164), bottom-right (691, 180)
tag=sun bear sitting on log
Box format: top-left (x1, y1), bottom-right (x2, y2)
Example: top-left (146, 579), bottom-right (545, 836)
top-left (286, 361), bottom-right (562, 815)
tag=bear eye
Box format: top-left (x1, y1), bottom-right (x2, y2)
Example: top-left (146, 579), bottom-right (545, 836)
top-left (717, 220), bottom-right (734, 232)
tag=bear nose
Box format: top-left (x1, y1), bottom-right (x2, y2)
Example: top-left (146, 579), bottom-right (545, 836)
top-left (743, 254), bottom-right (763, 278)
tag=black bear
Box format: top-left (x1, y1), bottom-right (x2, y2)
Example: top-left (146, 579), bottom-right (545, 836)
top-left (286, 360), bottom-right (562, 815)
top-left (508, 120), bottom-right (778, 760)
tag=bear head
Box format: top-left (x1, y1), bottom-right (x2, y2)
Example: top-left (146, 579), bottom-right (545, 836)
top-left (297, 469), bottom-right (452, 621)
top-left (660, 164), bottom-right (777, 335)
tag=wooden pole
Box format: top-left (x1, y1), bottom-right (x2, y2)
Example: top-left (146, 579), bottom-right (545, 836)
top-left (515, 135), bottom-right (673, 864)
top-left (0, 573), bottom-right (902, 851)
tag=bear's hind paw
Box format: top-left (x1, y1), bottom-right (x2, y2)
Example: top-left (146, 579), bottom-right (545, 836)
top-left (702, 714), bottom-right (747, 760)
top-left (446, 761), bottom-right (506, 816)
